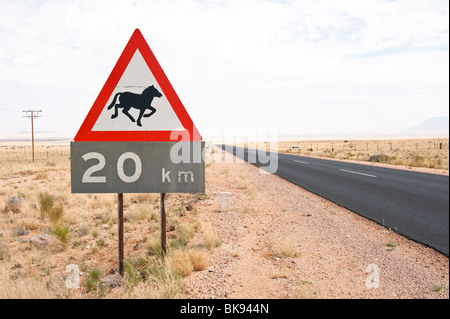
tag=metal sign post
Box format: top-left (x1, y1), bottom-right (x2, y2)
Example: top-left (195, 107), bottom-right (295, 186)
top-left (160, 193), bottom-right (167, 259)
top-left (118, 193), bottom-right (124, 276)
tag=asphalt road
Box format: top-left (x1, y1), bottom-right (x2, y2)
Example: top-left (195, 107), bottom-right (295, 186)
top-left (221, 145), bottom-right (449, 256)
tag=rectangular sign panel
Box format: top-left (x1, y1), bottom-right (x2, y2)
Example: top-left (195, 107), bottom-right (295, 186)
top-left (71, 141), bottom-right (205, 193)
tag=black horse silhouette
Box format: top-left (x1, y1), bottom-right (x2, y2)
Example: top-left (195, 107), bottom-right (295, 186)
top-left (107, 85), bottom-right (162, 127)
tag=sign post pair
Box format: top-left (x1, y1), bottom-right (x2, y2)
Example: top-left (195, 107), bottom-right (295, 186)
top-left (71, 29), bottom-right (205, 275)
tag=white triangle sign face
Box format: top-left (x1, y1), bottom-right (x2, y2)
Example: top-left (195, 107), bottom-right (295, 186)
top-left (75, 29), bottom-right (201, 142)
top-left (91, 49), bottom-right (184, 132)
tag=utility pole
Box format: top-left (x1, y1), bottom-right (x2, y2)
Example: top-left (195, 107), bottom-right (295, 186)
top-left (22, 110), bottom-right (42, 162)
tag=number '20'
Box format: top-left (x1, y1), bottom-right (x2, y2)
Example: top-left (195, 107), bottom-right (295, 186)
top-left (81, 152), bottom-right (142, 183)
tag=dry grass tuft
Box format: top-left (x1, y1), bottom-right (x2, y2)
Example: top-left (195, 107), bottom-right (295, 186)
top-left (0, 242), bottom-right (11, 261)
top-left (146, 234), bottom-right (161, 256)
top-left (166, 249), bottom-right (209, 277)
top-left (123, 270), bottom-right (182, 299)
top-left (187, 249), bottom-right (209, 271)
top-left (0, 271), bottom-right (66, 299)
top-left (272, 240), bottom-right (301, 258)
top-left (122, 255), bottom-right (183, 299)
top-left (272, 267), bottom-right (291, 279)
top-left (38, 192), bottom-right (64, 225)
top-left (128, 203), bottom-right (154, 223)
top-left (166, 250), bottom-right (194, 277)
top-left (201, 222), bottom-right (222, 250)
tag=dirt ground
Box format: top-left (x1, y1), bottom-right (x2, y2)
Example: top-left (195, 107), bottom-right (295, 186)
top-left (183, 148), bottom-right (449, 299)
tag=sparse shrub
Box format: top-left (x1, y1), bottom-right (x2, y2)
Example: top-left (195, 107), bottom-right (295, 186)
top-left (171, 205), bottom-right (186, 217)
top-left (125, 255), bottom-right (181, 287)
top-left (187, 250), bottom-right (208, 271)
top-left (234, 177), bottom-right (249, 190)
top-left (96, 238), bottom-right (105, 247)
top-left (124, 256), bottom-right (182, 298)
top-left (202, 222), bottom-right (222, 250)
top-left (48, 204), bottom-right (64, 225)
top-left (53, 223), bottom-right (71, 246)
top-left (166, 250), bottom-right (194, 277)
top-left (0, 242), bottom-right (11, 261)
top-left (272, 268), bottom-right (290, 279)
top-left (428, 160), bottom-right (436, 168)
top-left (85, 268), bottom-right (102, 292)
top-left (149, 209), bottom-right (160, 223)
top-left (356, 152), bottom-right (367, 160)
top-left (410, 155), bottom-right (426, 167)
top-left (221, 166), bottom-right (230, 175)
top-left (273, 240), bottom-right (301, 258)
top-left (412, 155), bottom-right (426, 167)
top-left (17, 218), bottom-right (46, 230)
top-left (33, 173), bottom-right (48, 180)
top-left (146, 235), bottom-right (161, 256)
top-left (368, 154), bottom-right (390, 163)
top-left (432, 285), bottom-right (443, 292)
top-left (38, 192), bottom-right (64, 224)
top-left (128, 203), bottom-right (151, 223)
top-left (17, 192), bottom-right (27, 199)
top-left (124, 259), bottom-right (142, 287)
top-left (171, 224), bottom-right (195, 248)
top-left (392, 158), bottom-right (405, 166)
top-left (38, 192), bottom-right (54, 218)
top-left (345, 152), bottom-right (355, 159)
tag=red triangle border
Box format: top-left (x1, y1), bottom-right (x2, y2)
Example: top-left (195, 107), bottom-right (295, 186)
top-left (74, 29), bottom-right (201, 142)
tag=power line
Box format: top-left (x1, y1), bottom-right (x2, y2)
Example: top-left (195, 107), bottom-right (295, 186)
top-left (22, 110), bottom-right (42, 162)
top-left (0, 107), bottom-right (21, 112)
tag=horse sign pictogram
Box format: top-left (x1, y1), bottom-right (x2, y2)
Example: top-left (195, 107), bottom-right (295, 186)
top-left (74, 28), bottom-right (201, 142)
top-left (107, 85), bottom-right (162, 127)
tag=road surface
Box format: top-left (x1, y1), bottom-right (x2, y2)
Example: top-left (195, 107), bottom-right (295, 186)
top-left (221, 145), bottom-right (449, 256)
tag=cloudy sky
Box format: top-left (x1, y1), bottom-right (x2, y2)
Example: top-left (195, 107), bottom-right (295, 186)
top-left (0, 0), bottom-right (448, 140)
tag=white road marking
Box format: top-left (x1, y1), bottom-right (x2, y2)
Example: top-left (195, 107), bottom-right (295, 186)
top-left (339, 169), bottom-right (377, 178)
top-left (294, 160), bottom-right (309, 164)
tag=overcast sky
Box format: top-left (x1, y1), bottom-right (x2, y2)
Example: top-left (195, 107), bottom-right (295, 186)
top-left (0, 0), bottom-right (448, 140)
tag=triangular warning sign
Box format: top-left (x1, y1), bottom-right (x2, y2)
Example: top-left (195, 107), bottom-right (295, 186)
top-left (74, 29), bottom-right (201, 142)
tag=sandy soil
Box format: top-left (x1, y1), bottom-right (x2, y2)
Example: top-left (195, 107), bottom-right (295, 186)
top-left (183, 148), bottom-right (449, 299)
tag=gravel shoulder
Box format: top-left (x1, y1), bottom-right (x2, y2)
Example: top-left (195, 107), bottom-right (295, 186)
top-left (183, 150), bottom-right (449, 299)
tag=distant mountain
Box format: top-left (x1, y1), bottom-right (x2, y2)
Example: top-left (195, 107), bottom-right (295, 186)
top-left (395, 116), bottom-right (450, 138)
top-left (412, 117), bottom-right (449, 131)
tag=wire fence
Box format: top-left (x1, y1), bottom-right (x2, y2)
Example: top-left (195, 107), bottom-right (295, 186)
top-left (282, 139), bottom-right (449, 153)
top-left (0, 144), bottom-right (70, 161)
